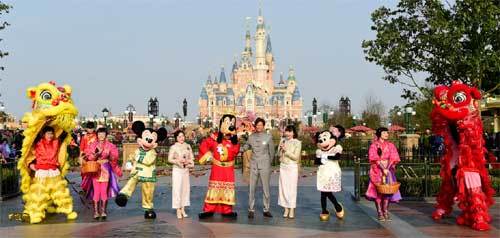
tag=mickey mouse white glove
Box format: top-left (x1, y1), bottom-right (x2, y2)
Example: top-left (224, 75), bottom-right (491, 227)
top-left (125, 161), bottom-right (133, 170)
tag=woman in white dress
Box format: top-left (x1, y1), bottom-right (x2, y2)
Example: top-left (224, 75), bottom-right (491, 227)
top-left (278, 125), bottom-right (302, 219)
top-left (168, 131), bottom-right (194, 219)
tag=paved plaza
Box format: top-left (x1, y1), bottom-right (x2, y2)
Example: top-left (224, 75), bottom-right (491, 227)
top-left (0, 166), bottom-right (498, 237)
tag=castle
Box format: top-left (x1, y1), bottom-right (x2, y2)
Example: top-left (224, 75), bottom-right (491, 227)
top-left (198, 8), bottom-right (303, 126)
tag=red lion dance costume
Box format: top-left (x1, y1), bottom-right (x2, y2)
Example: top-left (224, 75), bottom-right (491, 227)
top-left (431, 81), bottom-right (495, 231)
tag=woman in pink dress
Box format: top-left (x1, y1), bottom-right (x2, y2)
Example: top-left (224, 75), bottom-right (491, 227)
top-left (365, 127), bottom-right (402, 221)
top-left (83, 127), bottom-right (122, 220)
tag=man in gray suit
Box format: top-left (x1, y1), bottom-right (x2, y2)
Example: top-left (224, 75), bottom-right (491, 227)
top-left (243, 118), bottom-right (275, 218)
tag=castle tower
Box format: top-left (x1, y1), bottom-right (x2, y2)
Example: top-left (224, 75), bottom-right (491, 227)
top-left (219, 66), bottom-right (227, 92)
top-left (199, 87), bottom-right (209, 117)
top-left (254, 6), bottom-right (268, 89)
top-left (265, 34), bottom-right (275, 94)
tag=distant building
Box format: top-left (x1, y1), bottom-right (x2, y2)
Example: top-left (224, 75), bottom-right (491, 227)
top-left (339, 96), bottom-right (351, 115)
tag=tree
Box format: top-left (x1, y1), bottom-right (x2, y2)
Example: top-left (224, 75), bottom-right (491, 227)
top-left (0, 2), bottom-right (10, 113)
top-left (362, 0), bottom-right (500, 100)
top-left (411, 95), bottom-right (433, 132)
top-left (361, 93), bottom-right (385, 129)
top-left (388, 105), bottom-right (404, 126)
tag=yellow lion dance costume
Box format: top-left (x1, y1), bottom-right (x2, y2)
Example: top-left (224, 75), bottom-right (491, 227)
top-left (17, 81), bottom-right (78, 224)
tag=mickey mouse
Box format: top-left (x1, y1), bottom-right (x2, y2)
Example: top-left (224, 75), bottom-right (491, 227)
top-left (314, 130), bottom-right (345, 221)
top-left (115, 121), bottom-right (167, 219)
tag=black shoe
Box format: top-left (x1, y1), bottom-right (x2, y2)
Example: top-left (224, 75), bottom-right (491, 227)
top-left (144, 210), bottom-right (156, 219)
top-left (263, 211), bottom-right (273, 218)
top-left (248, 211), bottom-right (255, 219)
top-left (115, 194), bottom-right (128, 207)
top-left (198, 212), bottom-right (214, 219)
top-left (222, 212), bottom-right (238, 218)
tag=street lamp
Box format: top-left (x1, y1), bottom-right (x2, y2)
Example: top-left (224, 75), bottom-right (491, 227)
top-left (304, 113), bottom-right (312, 127)
top-left (203, 117), bottom-right (208, 128)
top-left (352, 115), bottom-right (357, 126)
top-left (148, 97), bottom-right (159, 128)
top-left (102, 108), bottom-right (109, 127)
top-left (149, 114), bottom-right (154, 128)
top-left (124, 104), bottom-right (136, 122)
top-left (322, 111), bottom-right (328, 124)
top-left (0, 102), bottom-right (5, 128)
top-left (397, 106), bottom-right (416, 133)
top-left (173, 113), bottom-right (181, 129)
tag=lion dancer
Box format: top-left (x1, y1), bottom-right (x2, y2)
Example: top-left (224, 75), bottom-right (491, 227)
top-left (198, 114), bottom-right (240, 219)
top-left (431, 81), bottom-right (495, 231)
top-left (17, 81), bottom-right (78, 224)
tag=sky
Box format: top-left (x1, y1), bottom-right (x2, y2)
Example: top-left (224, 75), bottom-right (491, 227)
top-left (0, 0), bottom-right (406, 120)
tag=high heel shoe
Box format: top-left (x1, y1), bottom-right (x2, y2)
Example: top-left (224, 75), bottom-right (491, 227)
top-left (283, 208), bottom-right (289, 218)
top-left (176, 209), bottom-right (183, 219)
top-left (181, 207), bottom-right (188, 218)
top-left (288, 208), bottom-right (295, 219)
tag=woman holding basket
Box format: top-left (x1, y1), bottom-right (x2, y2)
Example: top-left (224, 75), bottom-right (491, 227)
top-left (365, 127), bottom-right (401, 221)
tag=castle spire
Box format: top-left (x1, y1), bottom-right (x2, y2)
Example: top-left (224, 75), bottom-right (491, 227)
top-left (266, 34), bottom-right (272, 53)
top-left (219, 65), bottom-right (227, 83)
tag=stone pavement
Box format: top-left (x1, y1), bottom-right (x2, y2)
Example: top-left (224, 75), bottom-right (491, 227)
top-left (0, 166), bottom-right (498, 237)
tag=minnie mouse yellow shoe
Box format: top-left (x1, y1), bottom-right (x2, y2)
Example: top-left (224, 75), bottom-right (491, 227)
top-left (335, 203), bottom-right (345, 219)
top-left (319, 211), bottom-right (330, 221)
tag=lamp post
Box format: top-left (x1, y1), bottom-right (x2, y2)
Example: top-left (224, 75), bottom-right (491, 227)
top-left (322, 111), bottom-right (328, 124)
top-left (102, 108), bottom-right (109, 128)
top-left (125, 104), bottom-right (136, 122)
top-left (352, 115), bottom-right (357, 126)
top-left (149, 114), bottom-right (154, 128)
top-left (397, 106), bottom-right (416, 133)
top-left (203, 117), bottom-right (208, 128)
top-left (182, 98), bottom-right (188, 122)
top-left (304, 112), bottom-right (313, 127)
top-left (173, 113), bottom-right (181, 129)
top-left (0, 102), bottom-right (5, 129)
top-left (148, 97), bottom-right (159, 128)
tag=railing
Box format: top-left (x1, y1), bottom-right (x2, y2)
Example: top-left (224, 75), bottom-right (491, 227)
top-left (353, 158), bottom-right (500, 201)
top-left (0, 161), bottom-right (20, 200)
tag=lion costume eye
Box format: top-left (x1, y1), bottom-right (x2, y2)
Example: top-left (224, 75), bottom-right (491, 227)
top-left (40, 90), bottom-right (52, 101)
top-left (453, 91), bottom-right (466, 104)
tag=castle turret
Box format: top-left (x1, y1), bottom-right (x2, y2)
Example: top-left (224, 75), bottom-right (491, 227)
top-left (254, 6), bottom-right (268, 89)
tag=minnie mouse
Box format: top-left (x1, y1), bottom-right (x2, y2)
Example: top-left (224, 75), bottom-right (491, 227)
top-left (115, 121), bottom-right (167, 219)
top-left (315, 130), bottom-right (345, 221)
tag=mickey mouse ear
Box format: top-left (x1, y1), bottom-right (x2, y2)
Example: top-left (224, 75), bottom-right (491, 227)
top-left (132, 121), bottom-right (145, 136)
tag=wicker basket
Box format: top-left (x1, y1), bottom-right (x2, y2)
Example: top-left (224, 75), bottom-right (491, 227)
top-left (375, 174), bottom-right (400, 195)
top-left (81, 160), bottom-right (100, 174)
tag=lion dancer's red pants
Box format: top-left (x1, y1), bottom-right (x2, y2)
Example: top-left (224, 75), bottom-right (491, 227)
top-left (433, 169), bottom-right (491, 231)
